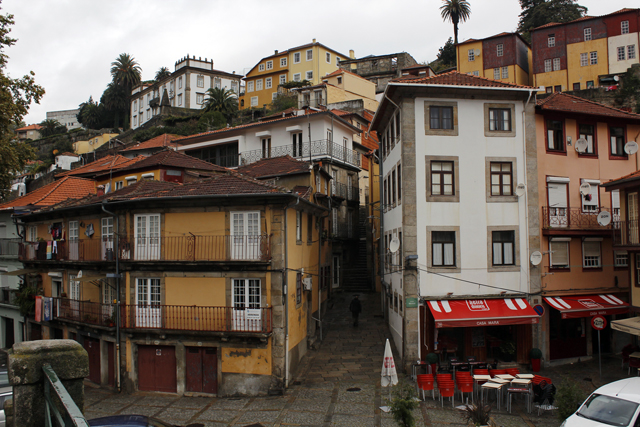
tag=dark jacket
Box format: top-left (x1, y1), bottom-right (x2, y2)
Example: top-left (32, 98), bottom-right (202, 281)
top-left (349, 298), bottom-right (362, 314)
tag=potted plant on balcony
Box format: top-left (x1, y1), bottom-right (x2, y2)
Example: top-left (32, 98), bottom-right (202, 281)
top-left (530, 347), bottom-right (542, 372)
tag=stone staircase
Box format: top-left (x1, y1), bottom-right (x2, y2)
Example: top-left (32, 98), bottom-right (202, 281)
top-left (341, 206), bottom-right (372, 294)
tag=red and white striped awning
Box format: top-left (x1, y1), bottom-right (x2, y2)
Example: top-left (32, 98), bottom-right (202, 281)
top-left (543, 294), bottom-right (629, 319)
top-left (428, 298), bottom-right (540, 328)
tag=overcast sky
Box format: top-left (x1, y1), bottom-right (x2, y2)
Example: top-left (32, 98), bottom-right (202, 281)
top-left (2, 0), bottom-right (632, 125)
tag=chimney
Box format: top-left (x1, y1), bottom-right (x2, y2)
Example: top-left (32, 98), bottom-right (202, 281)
top-left (97, 185), bottom-right (105, 196)
top-left (349, 49), bottom-right (355, 59)
top-left (275, 50), bottom-right (278, 55)
top-left (313, 38), bottom-right (316, 43)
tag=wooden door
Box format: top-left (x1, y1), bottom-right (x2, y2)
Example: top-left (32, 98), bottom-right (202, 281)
top-left (83, 337), bottom-right (101, 384)
top-left (186, 347), bottom-right (218, 394)
top-left (138, 345), bottom-right (176, 392)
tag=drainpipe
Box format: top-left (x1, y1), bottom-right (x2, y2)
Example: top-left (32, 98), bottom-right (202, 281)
top-left (101, 201), bottom-right (121, 392)
top-left (522, 89), bottom-right (535, 296)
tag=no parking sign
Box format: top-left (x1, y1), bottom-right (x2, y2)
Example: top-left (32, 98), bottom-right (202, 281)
top-left (591, 315), bottom-right (607, 330)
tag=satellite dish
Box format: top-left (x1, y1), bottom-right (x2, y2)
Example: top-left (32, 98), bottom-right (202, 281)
top-left (77, 270), bottom-right (83, 278)
top-left (624, 141), bottom-right (638, 155)
top-left (389, 238), bottom-right (400, 254)
top-left (575, 137), bottom-right (588, 154)
top-left (530, 251), bottom-right (543, 266)
top-left (515, 183), bottom-right (526, 197)
top-left (580, 182), bottom-right (591, 196)
top-left (597, 211), bottom-right (612, 226)
top-left (614, 75), bottom-right (620, 82)
top-left (474, 49), bottom-right (481, 56)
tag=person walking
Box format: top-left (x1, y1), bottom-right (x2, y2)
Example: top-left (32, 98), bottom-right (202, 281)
top-left (349, 294), bottom-right (362, 327)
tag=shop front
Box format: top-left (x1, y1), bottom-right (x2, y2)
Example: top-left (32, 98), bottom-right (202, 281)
top-left (544, 294), bottom-right (629, 360)
top-left (420, 298), bottom-right (540, 365)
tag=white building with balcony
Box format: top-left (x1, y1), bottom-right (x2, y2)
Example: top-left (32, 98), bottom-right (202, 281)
top-left (130, 55), bottom-right (242, 130)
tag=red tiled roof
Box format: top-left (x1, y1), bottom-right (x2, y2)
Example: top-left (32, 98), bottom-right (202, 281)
top-left (603, 170), bottom-right (640, 187)
top-left (532, 9), bottom-right (639, 32)
top-left (101, 149), bottom-right (227, 176)
top-left (0, 176), bottom-right (96, 210)
top-left (15, 124), bottom-right (43, 131)
top-left (57, 152), bottom-right (78, 157)
top-left (55, 155), bottom-right (143, 179)
top-left (120, 134), bottom-right (181, 152)
top-left (390, 71), bottom-right (534, 89)
top-left (537, 92), bottom-right (640, 120)
top-left (236, 155), bottom-right (311, 179)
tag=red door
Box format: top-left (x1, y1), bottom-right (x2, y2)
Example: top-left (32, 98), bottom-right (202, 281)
top-left (83, 337), bottom-right (101, 384)
top-left (185, 347), bottom-right (217, 394)
top-left (138, 345), bottom-right (176, 392)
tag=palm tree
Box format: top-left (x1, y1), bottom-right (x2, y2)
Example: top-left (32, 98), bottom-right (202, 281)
top-left (155, 67), bottom-right (171, 82)
top-left (110, 53), bottom-right (142, 91)
top-left (440, 0), bottom-right (471, 45)
top-left (203, 87), bottom-right (238, 119)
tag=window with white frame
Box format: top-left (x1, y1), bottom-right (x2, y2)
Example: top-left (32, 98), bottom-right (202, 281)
top-left (103, 280), bottom-right (116, 305)
top-left (590, 51), bottom-right (598, 65)
top-left (629, 45), bottom-right (636, 60)
top-left (497, 44), bottom-right (503, 57)
top-left (197, 75), bottom-right (204, 87)
top-left (306, 71), bottom-right (313, 80)
top-left (622, 20), bottom-right (629, 34)
top-left (618, 46), bottom-right (626, 61)
top-left (68, 274), bottom-right (80, 301)
top-left (115, 181), bottom-right (124, 190)
top-left (177, 94), bottom-right (183, 106)
top-left (266, 60), bottom-right (273, 70)
top-left (494, 68), bottom-right (500, 79)
top-left (214, 78), bottom-right (221, 89)
top-left (296, 210), bottom-right (302, 241)
top-left (544, 59), bottom-right (552, 72)
top-left (279, 74), bottom-right (286, 84)
top-left (258, 63), bottom-right (265, 72)
top-left (430, 161), bottom-right (454, 196)
top-left (550, 239), bottom-right (570, 268)
top-left (492, 230), bottom-right (515, 266)
top-left (256, 79), bottom-right (263, 91)
top-left (584, 27), bottom-right (592, 41)
top-left (293, 73), bottom-right (301, 82)
top-left (580, 52), bottom-right (588, 66)
top-left (578, 123), bottom-right (596, 154)
top-left (133, 116), bottom-right (138, 127)
top-left (468, 49), bottom-right (475, 61)
top-left (326, 52), bottom-right (331, 63)
top-left (231, 81), bottom-right (237, 92)
top-left (306, 49), bottom-right (312, 61)
top-left (432, 231), bottom-right (455, 267)
top-left (501, 66), bottom-right (508, 79)
top-left (582, 239), bottom-right (601, 268)
top-left (178, 76), bottom-right (183, 89)
top-left (251, 96), bottom-right (258, 107)
top-left (336, 56), bottom-right (340, 65)
top-left (133, 100), bottom-right (137, 110)
top-left (615, 251), bottom-right (629, 267)
top-left (473, 71), bottom-right (479, 76)
top-left (611, 126), bottom-right (626, 156)
top-left (553, 58), bottom-right (560, 71)
top-left (265, 77), bottom-right (272, 89)
top-left (281, 57), bottom-right (287, 67)
top-left (294, 52), bottom-right (301, 63)
top-left (196, 93), bottom-right (204, 105)
top-left (581, 180), bottom-right (599, 212)
top-left (272, 92), bottom-right (278, 100)
top-left (548, 35), bottom-right (555, 47)
top-left (247, 81), bottom-right (254, 92)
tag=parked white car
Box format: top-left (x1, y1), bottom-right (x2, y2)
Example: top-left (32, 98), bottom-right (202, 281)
top-left (562, 377), bottom-right (640, 427)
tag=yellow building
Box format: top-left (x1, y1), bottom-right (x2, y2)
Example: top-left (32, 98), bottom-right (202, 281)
top-left (17, 167), bottom-right (331, 396)
top-left (456, 32), bottom-right (532, 86)
top-left (240, 39), bottom-right (351, 110)
top-left (73, 133), bottom-right (120, 155)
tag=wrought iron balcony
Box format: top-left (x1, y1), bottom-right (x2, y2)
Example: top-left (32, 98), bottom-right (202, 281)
top-left (613, 220), bottom-right (640, 246)
top-left (542, 207), bottom-right (619, 230)
top-left (240, 139), bottom-right (361, 168)
top-left (50, 297), bottom-right (273, 333)
top-left (19, 234), bottom-right (271, 263)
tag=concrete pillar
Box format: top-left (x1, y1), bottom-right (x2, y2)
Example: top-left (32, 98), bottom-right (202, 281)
top-left (7, 339), bottom-right (89, 427)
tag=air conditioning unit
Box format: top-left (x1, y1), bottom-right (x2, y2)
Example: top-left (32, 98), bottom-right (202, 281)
top-left (302, 277), bottom-right (313, 291)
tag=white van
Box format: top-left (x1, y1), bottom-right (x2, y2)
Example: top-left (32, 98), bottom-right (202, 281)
top-left (562, 377), bottom-right (640, 427)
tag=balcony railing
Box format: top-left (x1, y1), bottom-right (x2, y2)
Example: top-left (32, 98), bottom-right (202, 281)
top-left (0, 238), bottom-right (20, 256)
top-left (240, 139), bottom-right (361, 167)
top-left (613, 220), bottom-right (640, 246)
top-left (50, 297), bottom-right (272, 333)
top-left (542, 207), bottom-right (619, 230)
top-left (19, 234), bottom-right (271, 263)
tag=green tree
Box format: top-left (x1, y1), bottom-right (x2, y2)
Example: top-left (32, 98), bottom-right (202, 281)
top-left (0, 3), bottom-right (44, 200)
top-left (38, 119), bottom-right (67, 137)
top-left (100, 82), bottom-right (128, 128)
top-left (155, 66), bottom-right (171, 82)
top-left (518, 0), bottom-right (587, 42)
top-left (203, 87), bottom-right (238, 119)
top-left (77, 96), bottom-right (106, 130)
top-left (437, 37), bottom-right (457, 68)
top-left (110, 53), bottom-right (142, 91)
top-left (440, 0), bottom-right (471, 45)
top-left (388, 381), bottom-right (419, 427)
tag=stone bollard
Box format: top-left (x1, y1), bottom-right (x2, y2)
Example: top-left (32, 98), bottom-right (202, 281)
top-left (7, 339), bottom-right (89, 427)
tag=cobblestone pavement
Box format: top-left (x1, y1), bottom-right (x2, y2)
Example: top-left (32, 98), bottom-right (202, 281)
top-left (83, 291), bottom-right (632, 426)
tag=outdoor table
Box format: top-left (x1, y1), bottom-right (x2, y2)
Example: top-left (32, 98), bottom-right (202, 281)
top-left (411, 361), bottom-right (428, 380)
top-left (508, 378), bottom-right (533, 413)
top-left (468, 360), bottom-right (485, 375)
top-left (481, 382), bottom-right (504, 410)
top-left (473, 374), bottom-right (491, 398)
top-left (630, 352), bottom-right (640, 360)
top-left (511, 378), bottom-right (532, 386)
top-left (516, 374), bottom-right (534, 379)
top-left (489, 377), bottom-right (509, 384)
top-left (495, 374), bottom-right (515, 380)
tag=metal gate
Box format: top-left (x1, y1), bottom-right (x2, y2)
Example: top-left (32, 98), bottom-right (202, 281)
top-left (185, 347), bottom-right (217, 394)
top-left (137, 345), bottom-right (176, 392)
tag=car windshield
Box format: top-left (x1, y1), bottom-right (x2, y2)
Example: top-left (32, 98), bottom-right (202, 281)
top-left (577, 393), bottom-right (639, 426)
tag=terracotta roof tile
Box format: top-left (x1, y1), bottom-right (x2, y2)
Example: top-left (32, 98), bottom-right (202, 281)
top-left (604, 169), bottom-right (640, 186)
top-left (57, 152), bottom-right (78, 157)
top-left (532, 9), bottom-right (639, 32)
top-left (102, 149), bottom-right (227, 176)
top-left (390, 71), bottom-right (534, 89)
top-left (120, 134), bottom-right (181, 152)
top-left (236, 155), bottom-right (311, 179)
top-left (15, 124), bottom-right (43, 131)
top-left (55, 155), bottom-right (143, 179)
top-left (0, 176), bottom-right (96, 210)
top-left (537, 92), bottom-right (640, 120)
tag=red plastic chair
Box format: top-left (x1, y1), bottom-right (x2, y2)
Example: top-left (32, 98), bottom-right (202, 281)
top-left (417, 374), bottom-right (435, 400)
top-left (438, 380), bottom-right (455, 407)
top-left (490, 369), bottom-right (507, 377)
top-left (457, 379), bottom-right (474, 404)
top-left (506, 368), bottom-right (520, 377)
top-left (474, 368), bottom-right (489, 375)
